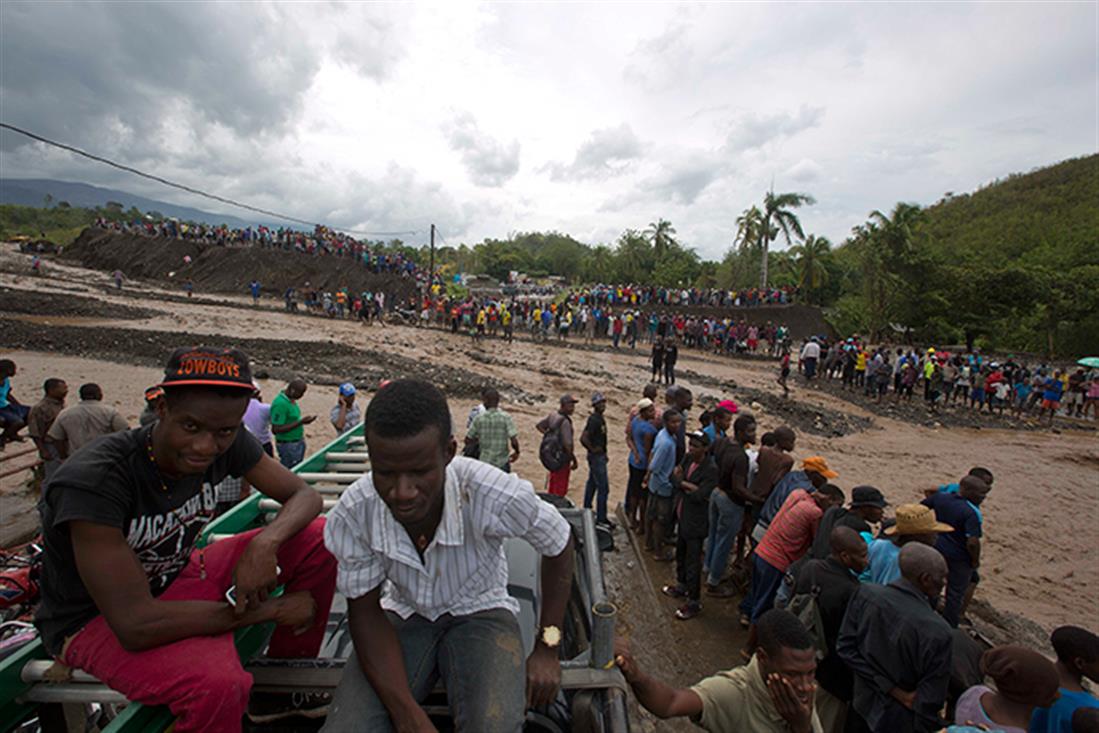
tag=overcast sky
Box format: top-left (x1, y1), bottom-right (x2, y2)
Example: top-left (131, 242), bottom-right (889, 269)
top-left (1, 2), bottom-right (1095, 258)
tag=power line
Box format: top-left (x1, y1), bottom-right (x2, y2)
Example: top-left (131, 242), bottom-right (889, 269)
top-left (0, 121), bottom-right (419, 237)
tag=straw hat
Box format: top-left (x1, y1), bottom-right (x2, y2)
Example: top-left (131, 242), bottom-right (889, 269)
top-left (884, 504), bottom-right (954, 536)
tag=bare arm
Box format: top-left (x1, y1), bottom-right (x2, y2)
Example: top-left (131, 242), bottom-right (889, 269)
top-left (528, 535), bottom-right (575, 706)
top-left (615, 643), bottom-right (704, 719)
top-left (232, 453), bottom-right (324, 613)
top-left (347, 590), bottom-right (437, 732)
top-left (270, 417), bottom-right (314, 435)
top-left (71, 521), bottom-right (291, 651)
top-left (966, 537), bottom-right (981, 569)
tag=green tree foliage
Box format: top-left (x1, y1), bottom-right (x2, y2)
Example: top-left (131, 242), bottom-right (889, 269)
top-left (758, 190), bottom-right (815, 288)
top-left (789, 235), bottom-right (831, 304)
top-left (828, 154), bottom-right (1098, 356)
top-left (644, 218), bottom-right (678, 259)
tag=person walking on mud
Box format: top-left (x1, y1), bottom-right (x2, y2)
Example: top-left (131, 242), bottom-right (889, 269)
top-left (664, 338), bottom-right (679, 385)
top-left (778, 346), bottom-right (792, 399)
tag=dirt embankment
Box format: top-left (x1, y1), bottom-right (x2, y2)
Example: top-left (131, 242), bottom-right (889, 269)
top-left (0, 317), bottom-right (535, 401)
top-left (0, 287), bottom-right (157, 320)
top-left (62, 228), bottom-right (420, 301)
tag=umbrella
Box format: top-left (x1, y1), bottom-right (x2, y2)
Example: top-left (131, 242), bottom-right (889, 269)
top-left (1077, 357), bottom-right (1099, 368)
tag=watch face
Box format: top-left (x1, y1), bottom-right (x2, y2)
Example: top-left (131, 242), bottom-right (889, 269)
top-left (542, 626), bottom-right (562, 647)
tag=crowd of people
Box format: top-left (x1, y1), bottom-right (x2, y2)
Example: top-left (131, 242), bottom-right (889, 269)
top-left (94, 218), bottom-right (430, 282)
top-left (562, 283), bottom-right (798, 308)
top-left (797, 337), bottom-right (1099, 423)
top-left (508, 377), bottom-right (1097, 733)
top-left (376, 291), bottom-right (796, 364)
top-left (3, 336), bottom-right (1096, 733)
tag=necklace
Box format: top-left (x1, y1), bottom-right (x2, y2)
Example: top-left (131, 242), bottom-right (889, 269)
top-left (145, 429), bottom-right (209, 579)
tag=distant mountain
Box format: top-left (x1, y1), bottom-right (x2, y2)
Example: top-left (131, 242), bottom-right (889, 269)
top-left (0, 178), bottom-right (281, 230)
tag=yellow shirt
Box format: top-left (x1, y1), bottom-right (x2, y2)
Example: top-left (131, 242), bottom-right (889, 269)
top-left (690, 656), bottom-right (823, 733)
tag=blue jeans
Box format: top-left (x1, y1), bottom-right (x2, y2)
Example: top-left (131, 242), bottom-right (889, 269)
top-left (276, 439), bottom-right (306, 469)
top-left (747, 554), bottom-right (785, 622)
top-left (322, 609), bottom-right (525, 733)
top-left (704, 491), bottom-right (744, 586)
top-left (583, 453), bottom-right (609, 523)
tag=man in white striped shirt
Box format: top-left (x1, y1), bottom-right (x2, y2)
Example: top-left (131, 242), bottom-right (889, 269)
top-left (323, 379), bottom-right (575, 733)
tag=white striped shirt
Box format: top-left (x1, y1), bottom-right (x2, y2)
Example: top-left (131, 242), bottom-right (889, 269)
top-left (324, 457), bottom-right (571, 620)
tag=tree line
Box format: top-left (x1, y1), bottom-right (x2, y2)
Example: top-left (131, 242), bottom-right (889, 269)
top-left (3, 154), bottom-right (1094, 356)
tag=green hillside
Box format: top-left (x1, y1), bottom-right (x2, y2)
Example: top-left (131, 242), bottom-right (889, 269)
top-left (820, 154), bottom-right (1099, 358)
top-left (920, 154), bottom-right (1098, 271)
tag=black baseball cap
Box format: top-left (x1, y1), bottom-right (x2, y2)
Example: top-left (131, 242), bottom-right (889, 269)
top-left (158, 347), bottom-right (254, 391)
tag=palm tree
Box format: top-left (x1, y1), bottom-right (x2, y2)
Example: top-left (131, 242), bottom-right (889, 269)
top-left (868, 202), bottom-right (922, 263)
top-left (734, 205), bottom-right (764, 253)
top-left (758, 190), bottom-right (815, 289)
top-left (644, 218), bottom-right (677, 260)
top-left (789, 235), bottom-right (831, 304)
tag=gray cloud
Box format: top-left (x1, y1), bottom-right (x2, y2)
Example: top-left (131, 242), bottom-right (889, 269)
top-left (546, 124), bottom-right (644, 181)
top-left (786, 158), bottom-right (823, 183)
top-left (623, 22), bottom-right (695, 92)
top-left (725, 105), bottom-right (825, 153)
top-left (443, 112), bottom-right (521, 187)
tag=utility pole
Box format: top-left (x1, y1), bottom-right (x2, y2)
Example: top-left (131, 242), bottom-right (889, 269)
top-left (429, 223), bottom-right (435, 287)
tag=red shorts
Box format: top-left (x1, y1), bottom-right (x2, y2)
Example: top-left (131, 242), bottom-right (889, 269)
top-left (547, 465), bottom-right (571, 496)
top-left (1041, 399), bottom-right (1059, 410)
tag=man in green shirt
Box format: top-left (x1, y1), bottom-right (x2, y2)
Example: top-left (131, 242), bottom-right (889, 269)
top-left (271, 379), bottom-right (315, 468)
top-left (465, 388), bottom-right (520, 472)
top-left (616, 608), bottom-right (822, 732)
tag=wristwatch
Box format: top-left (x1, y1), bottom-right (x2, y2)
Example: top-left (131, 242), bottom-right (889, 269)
top-left (540, 625), bottom-right (562, 648)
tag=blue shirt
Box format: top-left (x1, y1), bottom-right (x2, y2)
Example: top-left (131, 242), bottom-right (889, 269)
top-left (629, 417), bottom-right (659, 470)
top-left (647, 429), bottom-right (677, 497)
top-left (866, 538), bottom-right (902, 585)
top-left (939, 483), bottom-right (984, 524)
top-left (1030, 688), bottom-right (1099, 733)
top-left (0, 376), bottom-right (9, 409)
top-left (702, 423), bottom-right (724, 444)
top-left (1043, 378), bottom-right (1064, 401)
top-left (922, 492), bottom-right (982, 563)
top-left (759, 470), bottom-right (812, 528)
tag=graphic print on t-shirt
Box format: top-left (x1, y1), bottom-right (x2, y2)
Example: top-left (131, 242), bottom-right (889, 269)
top-left (126, 482), bottom-right (217, 594)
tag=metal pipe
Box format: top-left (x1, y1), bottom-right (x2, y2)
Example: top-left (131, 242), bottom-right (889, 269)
top-left (258, 498), bottom-right (338, 512)
top-left (324, 452), bottom-right (369, 461)
top-left (298, 472), bottom-right (359, 483)
top-left (323, 463), bottom-right (371, 472)
top-left (580, 510), bottom-right (606, 606)
top-left (590, 601), bottom-right (616, 670)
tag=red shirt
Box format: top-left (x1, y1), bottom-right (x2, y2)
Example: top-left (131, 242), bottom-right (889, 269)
top-left (755, 489), bottom-right (823, 572)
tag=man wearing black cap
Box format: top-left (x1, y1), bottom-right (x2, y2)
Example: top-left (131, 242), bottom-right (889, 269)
top-left (580, 392), bottom-right (611, 527)
top-left (34, 346), bottom-right (337, 731)
top-left (807, 486), bottom-right (886, 561)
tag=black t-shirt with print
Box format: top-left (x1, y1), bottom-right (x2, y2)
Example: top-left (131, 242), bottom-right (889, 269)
top-left (35, 424), bottom-right (264, 655)
top-left (584, 413), bottom-right (607, 454)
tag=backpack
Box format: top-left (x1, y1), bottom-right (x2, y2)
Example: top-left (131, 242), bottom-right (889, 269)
top-left (539, 415), bottom-right (569, 471)
top-left (785, 562), bottom-right (829, 660)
